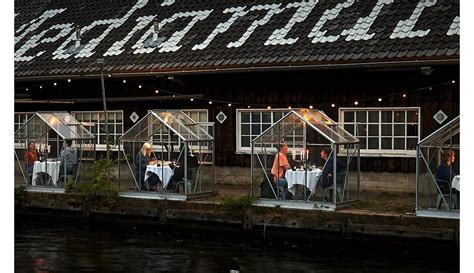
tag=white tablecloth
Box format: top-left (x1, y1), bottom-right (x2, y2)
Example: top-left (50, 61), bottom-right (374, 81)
top-left (452, 175), bottom-right (460, 191)
top-left (32, 160), bottom-right (61, 186)
top-left (286, 169), bottom-right (322, 195)
top-left (145, 165), bottom-right (174, 190)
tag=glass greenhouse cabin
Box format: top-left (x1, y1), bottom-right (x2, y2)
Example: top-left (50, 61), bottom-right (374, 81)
top-left (416, 116), bottom-right (460, 219)
top-left (14, 112), bottom-right (96, 192)
top-left (251, 109), bottom-right (360, 210)
top-left (118, 110), bottom-right (215, 200)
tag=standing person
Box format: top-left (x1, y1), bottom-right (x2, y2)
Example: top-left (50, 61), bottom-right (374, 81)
top-left (24, 141), bottom-right (38, 185)
top-left (59, 140), bottom-right (78, 176)
top-left (435, 150), bottom-right (456, 194)
top-left (271, 143), bottom-right (291, 200)
top-left (134, 142), bottom-right (159, 191)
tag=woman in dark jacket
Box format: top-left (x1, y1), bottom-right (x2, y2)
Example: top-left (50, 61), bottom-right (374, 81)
top-left (134, 142), bottom-right (159, 191)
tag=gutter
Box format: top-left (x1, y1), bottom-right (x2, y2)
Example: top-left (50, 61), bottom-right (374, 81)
top-left (14, 59), bottom-right (459, 82)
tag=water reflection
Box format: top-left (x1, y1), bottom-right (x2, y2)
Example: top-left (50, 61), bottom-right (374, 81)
top-left (15, 217), bottom-right (458, 273)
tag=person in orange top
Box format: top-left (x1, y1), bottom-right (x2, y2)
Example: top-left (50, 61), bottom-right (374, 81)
top-left (271, 143), bottom-right (291, 199)
top-left (24, 141), bottom-right (38, 184)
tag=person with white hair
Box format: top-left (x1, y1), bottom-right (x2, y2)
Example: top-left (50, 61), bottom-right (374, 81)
top-left (134, 142), bottom-right (160, 191)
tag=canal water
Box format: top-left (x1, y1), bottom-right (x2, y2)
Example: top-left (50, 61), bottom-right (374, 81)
top-left (15, 216), bottom-right (458, 273)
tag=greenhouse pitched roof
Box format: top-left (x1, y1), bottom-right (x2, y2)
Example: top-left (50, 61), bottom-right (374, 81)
top-left (14, 112), bottom-right (95, 140)
top-left (252, 108), bottom-right (359, 145)
top-left (120, 110), bottom-right (213, 142)
top-left (418, 116), bottom-right (460, 146)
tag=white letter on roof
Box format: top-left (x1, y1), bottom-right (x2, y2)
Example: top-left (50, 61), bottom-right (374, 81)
top-left (308, 0), bottom-right (355, 43)
top-left (447, 16), bottom-right (459, 36)
top-left (264, 0), bottom-right (319, 46)
top-left (132, 10), bottom-right (213, 54)
top-left (192, 6), bottom-right (249, 51)
top-left (52, 0), bottom-right (148, 59)
top-left (15, 24), bottom-right (74, 62)
top-left (15, 9), bottom-right (66, 45)
top-left (341, 0), bottom-right (394, 41)
top-left (227, 4), bottom-right (285, 48)
top-left (104, 16), bottom-right (156, 56)
top-left (390, 0), bottom-right (437, 39)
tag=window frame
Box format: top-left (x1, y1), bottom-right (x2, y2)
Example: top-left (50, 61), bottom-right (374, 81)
top-left (236, 108), bottom-right (297, 154)
top-left (71, 110), bottom-right (124, 151)
top-left (14, 112), bottom-right (35, 149)
top-left (339, 107), bottom-right (421, 157)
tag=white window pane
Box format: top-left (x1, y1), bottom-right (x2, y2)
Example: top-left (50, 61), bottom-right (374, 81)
top-left (356, 111), bottom-right (367, 123)
top-left (368, 111), bottom-right (379, 123)
top-left (241, 112), bottom-right (250, 123)
top-left (199, 112), bottom-right (207, 122)
top-left (242, 124), bottom-right (250, 135)
top-left (251, 112), bottom-right (260, 122)
top-left (406, 138), bottom-right (417, 150)
top-left (407, 111), bottom-right (418, 123)
top-left (368, 124), bottom-right (378, 136)
top-left (394, 111), bottom-right (405, 123)
top-left (381, 124), bottom-right (392, 136)
top-left (381, 138), bottom-right (392, 149)
top-left (262, 112), bottom-right (271, 123)
top-left (394, 138), bottom-right (405, 149)
top-left (381, 111), bottom-right (392, 123)
top-left (344, 111), bottom-right (354, 122)
top-left (394, 124), bottom-right (405, 136)
top-left (368, 138), bottom-right (379, 149)
top-left (407, 124), bottom-right (418, 136)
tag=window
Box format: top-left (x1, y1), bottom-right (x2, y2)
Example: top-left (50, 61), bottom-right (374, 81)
top-left (72, 110), bottom-right (123, 150)
top-left (182, 109), bottom-right (208, 123)
top-left (236, 109), bottom-right (302, 153)
top-left (339, 107), bottom-right (420, 157)
top-left (14, 112), bottom-right (35, 148)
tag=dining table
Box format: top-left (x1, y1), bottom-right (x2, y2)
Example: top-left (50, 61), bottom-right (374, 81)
top-left (32, 160), bottom-right (61, 186)
top-left (286, 168), bottom-right (322, 195)
top-left (145, 165), bottom-right (174, 190)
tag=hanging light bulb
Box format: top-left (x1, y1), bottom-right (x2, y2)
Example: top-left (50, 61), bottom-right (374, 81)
top-left (228, 103), bottom-right (232, 107)
top-left (288, 106), bottom-right (292, 109)
top-left (67, 79), bottom-right (71, 83)
top-left (378, 98), bottom-right (382, 102)
top-left (309, 105), bottom-right (313, 109)
top-left (190, 98), bottom-right (194, 101)
top-left (138, 85), bottom-right (142, 89)
top-left (452, 80), bottom-right (456, 84)
top-left (267, 106), bottom-right (271, 109)
top-left (26, 88), bottom-right (29, 91)
top-left (123, 79), bottom-right (127, 84)
top-left (53, 82), bottom-right (57, 86)
top-left (331, 103), bottom-right (335, 108)
top-left (155, 90), bottom-right (159, 94)
top-left (39, 85), bottom-right (43, 89)
top-left (209, 101), bottom-right (213, 104)
top-left (402, 93), bottom-right (407, 98)
top-left (172, 94), bottom-right (176, 98)
top-left (107, 74), bottom-right (111, 78)
top-left (354, 101), bottom-right (359, 105)
top-left (247, 105), bottom-right (251, 109)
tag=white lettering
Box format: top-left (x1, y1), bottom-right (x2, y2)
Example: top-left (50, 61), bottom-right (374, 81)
top-left (133, 10), bottom-right (213, 54)
top-left (447, 16), bottom-right (459, 36)
top-left (308, 0), bottom-right (354, 43)
top-left (15, 24), bottom-right (73, 62)
top-left (390, 0), bottom-right (437, 39)
top-left (53, 0), bottom-right (148, 59)
top-left (264, 0), bottom-right (318, 46)
top-left (192, 6), bottom-right (248, 51)
top-left (15, 9), bottom-right (66, 45)
top-left (104, 16), bottom-right (156, 56)
top-left (227, 4), bottom-right (285, 48)
top-left (341, 0), bottom-right (394, 41)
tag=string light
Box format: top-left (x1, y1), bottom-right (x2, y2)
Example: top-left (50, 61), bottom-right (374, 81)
top-left (107, 74), bottom-right (111, 78)
top-left (53, 82), bottom-right (57, 86)
top-left (123, 79), bottom-right (127, 84)
top-left (331, 103), bottom-right (335, 108)
top-left (155, 90), bottom-right (159, 94)
top-left (354, 101), bottom-right (359, 105)
top-left (378, 98), bottom-right (382, 102)
top-left (25, 88), bottom-right (29, 91)
top-left (288, 106), bottom-right (292, 109)
top-left (209, 101), bottom-right (213, 104)
top-left (309, 105), bottom-right (313, 109)
top-left (267, 106), bottom-right (271, 109)
top-left (429, 87), bottom-right (432, 91)
top-left (138, 85), bottom-right (142, 89)
top-left (402, 94), bottom-right (407, 98)
top-left (190, 98), bottom-right (194, 101)
top-left (228, 103), bottom-right (232, 107)
top-left (452, 80), bottom-right (456, 84)
top-left (67, 79), bottom-right (71, 83)
top-left (248, 105), bottom-right (251, 109)
top-left (172, 94), bottom-right (176, 98)
top-left (39, 85), bottom-right (42, 89)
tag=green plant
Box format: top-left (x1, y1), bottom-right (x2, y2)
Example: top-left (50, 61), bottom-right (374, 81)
top-left (222, 195), bottom-right (254, 218)
top-left (15, 185), bottom-right (28, 206)
top-left (67, 159), bottom-right (119, 207)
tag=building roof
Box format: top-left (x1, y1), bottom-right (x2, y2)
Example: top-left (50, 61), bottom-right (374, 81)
top-left (14, 0), bottom-right (459, 78)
